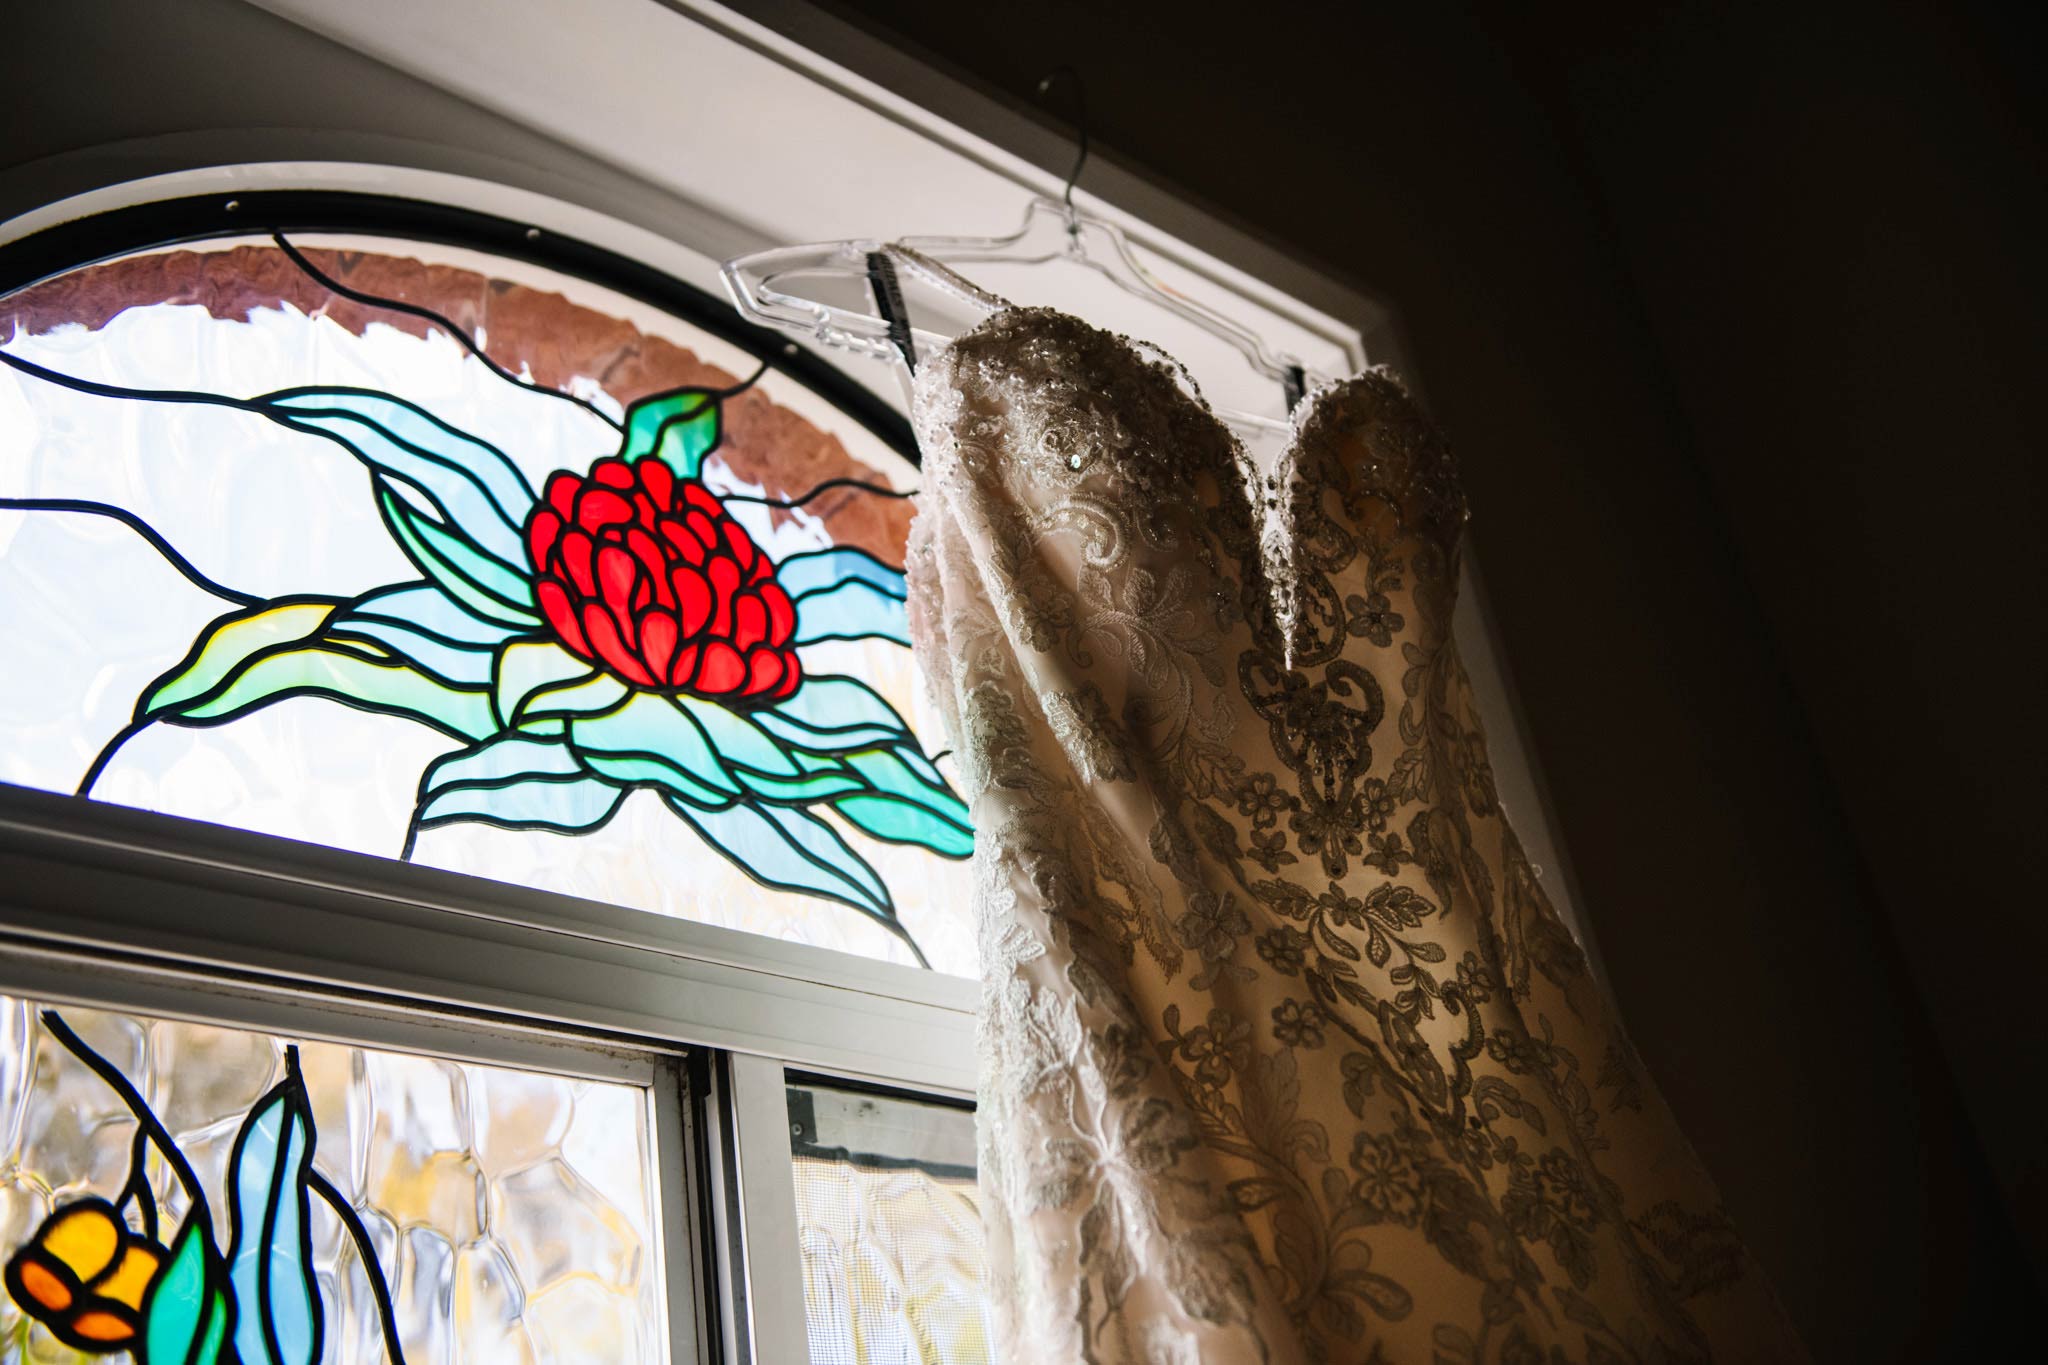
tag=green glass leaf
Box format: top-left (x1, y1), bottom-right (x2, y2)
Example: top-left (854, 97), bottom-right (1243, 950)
top-left (147, 601), bottom-right (337, 714)
top-left (571, 692), bottom-right (739, 800)
top-left (620, 389), bottom-right (721, 478)
top-left (161, 641), bottom-right (497, 741)
top-left (377, 486), bottom-right (540, 628)
top-left (662, 796), bottom-right (894, 922)
top-left (144, 1215), bottom-right (228, 1365)
top-left (227, 1073), bottom-right (320, 1365)
top-left (832, 792), bottom-right (975, 857)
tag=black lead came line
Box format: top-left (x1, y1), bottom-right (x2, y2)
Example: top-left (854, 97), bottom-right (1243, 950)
top-left (0, 496), bottom-right (261, 606)
top-left (273, 232), bottom-right (778, 427)
top-left (270, 230), bottom-right (626, 435)
top-left (306, 1169), bottom-right (410, 1365)
top-left (42, 1011), bottom-right (213, 1225)
top-left (720, 475), bottom-right (918, 509)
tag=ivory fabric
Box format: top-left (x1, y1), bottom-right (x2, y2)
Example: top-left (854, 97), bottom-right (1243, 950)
top-left (903, 284), bottom-right (1806, 1363)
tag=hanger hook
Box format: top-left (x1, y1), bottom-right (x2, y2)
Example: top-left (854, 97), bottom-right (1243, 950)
top-left (1035, 66), bottom-right (1089, 238)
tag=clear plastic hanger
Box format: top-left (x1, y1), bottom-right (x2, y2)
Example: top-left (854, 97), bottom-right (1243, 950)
top-left (720, 70), bottom-right (1324, 442)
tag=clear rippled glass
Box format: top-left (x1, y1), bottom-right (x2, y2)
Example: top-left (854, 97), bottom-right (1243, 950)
top-left (0, 994), bottom-right (661, 1363)
top-left (787, 1081), bottom-right (992, 1364)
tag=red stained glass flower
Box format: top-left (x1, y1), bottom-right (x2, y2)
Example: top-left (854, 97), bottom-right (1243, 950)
top-left (527, 457), bottom-right (802, 705)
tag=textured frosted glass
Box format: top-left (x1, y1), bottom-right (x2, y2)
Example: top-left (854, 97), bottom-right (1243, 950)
top-left (0, 993), bottom-right (660, 1363)
top-left (0, 242), bottom-right (976, 976)
top-left (788, 1084), bottom-right (992, 1364)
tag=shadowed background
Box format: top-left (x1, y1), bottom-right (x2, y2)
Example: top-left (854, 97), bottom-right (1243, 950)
top-left (786, 0), bottom-right (2048, 1358)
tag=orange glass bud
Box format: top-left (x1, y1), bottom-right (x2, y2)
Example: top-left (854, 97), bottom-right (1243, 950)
top-left (4, 1199), bottom-right (165, 1353)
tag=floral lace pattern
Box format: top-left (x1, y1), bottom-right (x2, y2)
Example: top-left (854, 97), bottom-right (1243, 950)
top-left (905, 303), bottom-right (1807, 1364)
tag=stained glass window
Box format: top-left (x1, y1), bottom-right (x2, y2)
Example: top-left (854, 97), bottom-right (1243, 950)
top-left (0, 992), bottom-right (662, 1362)
top-left (786, 1081), bottom-right (992, 1364)
top-left (0, 230), bottom-right (975, 975)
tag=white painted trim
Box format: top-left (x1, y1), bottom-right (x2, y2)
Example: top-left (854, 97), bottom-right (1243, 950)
top-left (726, 1051), bottom-right (812, 1365)
top-left (0, 936), bottom-right (666, 1083)
top-left (0, 786), bottom-right (978, 1094)
top-left (651, 1057), bottom-right (712, 1365)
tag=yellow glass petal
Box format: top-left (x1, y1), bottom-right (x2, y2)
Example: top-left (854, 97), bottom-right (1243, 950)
top-left (40, 1204), bottom-right (119, 1280)
top-left (90, 1241), bottom-right (161, 1311)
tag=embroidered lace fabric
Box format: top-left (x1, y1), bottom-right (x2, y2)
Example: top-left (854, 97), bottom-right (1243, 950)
top-left (901, 262), bottom-right (1807, 1363)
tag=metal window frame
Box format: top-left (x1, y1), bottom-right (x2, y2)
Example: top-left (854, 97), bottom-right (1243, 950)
top-left (0, 926), bottom-right (707, 1365)
top-left (0, 781), bottom-right (982, 1365)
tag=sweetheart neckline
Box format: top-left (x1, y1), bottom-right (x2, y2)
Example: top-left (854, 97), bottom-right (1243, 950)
top-left (883, 241), bottom-right (1374, 470)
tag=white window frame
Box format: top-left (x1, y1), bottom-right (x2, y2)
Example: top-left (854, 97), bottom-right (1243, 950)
top-left (0, 3), bottom-right (1605, 1360)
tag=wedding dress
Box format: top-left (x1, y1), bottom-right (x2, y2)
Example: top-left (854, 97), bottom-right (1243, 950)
top-left (895, 247), bottom-right (1806, 1364)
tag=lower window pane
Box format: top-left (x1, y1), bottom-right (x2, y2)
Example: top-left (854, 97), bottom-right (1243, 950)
top-left (786, 1081), bottom-right (992, 1365)
top-left (0, 992), bottom-right (664, 1362)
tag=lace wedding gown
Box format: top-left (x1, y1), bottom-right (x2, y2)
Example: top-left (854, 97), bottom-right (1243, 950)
top-left (897, 249), bottom-right (1806, 1364)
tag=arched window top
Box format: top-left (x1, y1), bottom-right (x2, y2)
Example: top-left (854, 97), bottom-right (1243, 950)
top-left (1, 200), bottom-right (975, 976)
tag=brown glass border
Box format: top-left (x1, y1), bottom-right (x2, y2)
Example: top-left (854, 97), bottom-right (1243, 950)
top-left (0, 188), bottom-right (920, 467)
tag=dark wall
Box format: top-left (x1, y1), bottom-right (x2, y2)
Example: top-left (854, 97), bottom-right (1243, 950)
top-left (810, 1), bottom-right (2045, 1358)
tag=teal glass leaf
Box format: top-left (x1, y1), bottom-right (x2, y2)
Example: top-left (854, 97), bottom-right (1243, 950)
top-left (517, 672), bottom-right (628, 726)
top-left (776, 547), bottom-right (907, 600)
top-left (888, 743), bottom-right (950, 791)
top-left (790, 583), bottom-right (910, 646)
top-left (575, 751), bottom-right (734, 808)
top-left (265, 388), bottom-right (536, 569)
top-left (147, 631), bottom-right (498, 742)
top-left (732, 766), bottom-right (868, 802)
top-left (415, 770), bottom-right (625, 835)
top-left (350, 582), bottom-right (528, 646)
top-left (753, 675), bottom-right (912, 753)
top-left (675, 695), bottom-right (803, 777)
top-left (571, 693), bottom-right (740, 806)
top-left (832, 793), bottom-right (974, 857)
top-left (779, 548), bottom-right (910, 645)
top-left (663, 796), bottom-right (894, 924)
top-left (619, 389), bottom-right (721, 478)
top-left (423, 733), bottom-right (583, 791)
top-left (843, 748), bottom-right (971, 826)
top-left (832, 747), bottom-right (973, 855)
top-left (376, 486), bottom-right (540, 628)
top-left (227, 1067), bottom-right (320, 1365)
top-left (495, 639), bottom-right (609, 728)
top-left (144, 1216), bottom-right (229, 1365)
